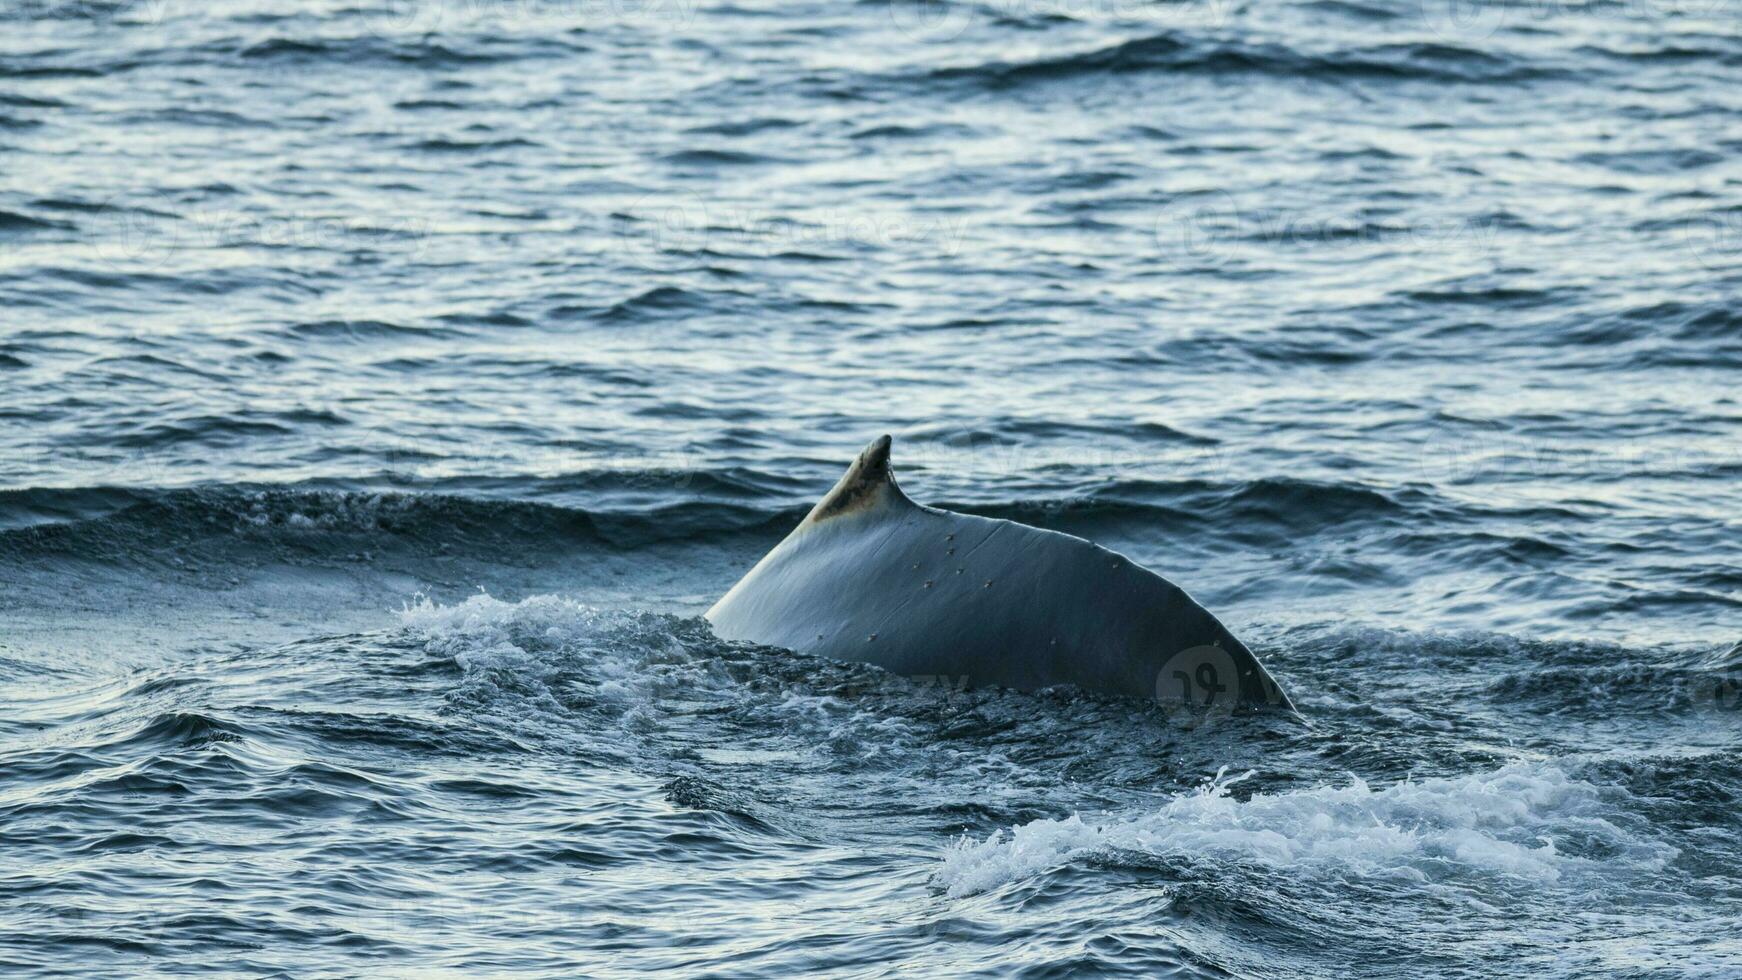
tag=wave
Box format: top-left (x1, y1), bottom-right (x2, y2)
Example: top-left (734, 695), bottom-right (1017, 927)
top-left (946, 476), bottom-right (1417, 542)
top-left (0, 465), bottom-right (1637, 581)
top-left (0, 470), bottom-right (1437, 562)
top-left (925, 34), bottom-right (1553, 89)
top-left (124, 710), bottom-right (246, 749)
top-left (285, 318), bottom-right (460, 341)
top-left (580, 286), bottom-right (728, 323)
top-left (409, 136), bottom-right (542, 154)
top-left (0, 484), bottom-right (791, 561)
top-left (236, 36), bottom-right (515, 67)
top-left (933, 761), bottom-right (1676, 899)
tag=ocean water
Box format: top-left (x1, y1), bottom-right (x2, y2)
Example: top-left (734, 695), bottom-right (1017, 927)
top-left (3, 0), bottom-right (1741, 975)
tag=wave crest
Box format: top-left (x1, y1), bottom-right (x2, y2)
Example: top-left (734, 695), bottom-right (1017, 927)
top-left (934, 762), bottom-right (1674, 898)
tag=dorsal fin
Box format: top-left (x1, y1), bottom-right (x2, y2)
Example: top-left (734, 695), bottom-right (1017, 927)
top-left (804, 434), bottom-right (913, 524)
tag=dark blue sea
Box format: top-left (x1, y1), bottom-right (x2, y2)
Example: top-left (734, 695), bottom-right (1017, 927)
top-left (3, 0), bottom-right (1741, 975)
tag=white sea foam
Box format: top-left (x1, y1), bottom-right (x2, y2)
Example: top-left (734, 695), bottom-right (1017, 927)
top-left (934, 763), bottom-right (1673, 899)
top-left (401, 591), bottom-right (692, 711)
top-left (398, 591), bottom-right (931, 749)
top-left (401, 590), bottom-right (600, 657)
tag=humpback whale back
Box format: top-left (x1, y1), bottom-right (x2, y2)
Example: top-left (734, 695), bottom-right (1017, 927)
top-left (707, 435), bottom-right (1293, 711)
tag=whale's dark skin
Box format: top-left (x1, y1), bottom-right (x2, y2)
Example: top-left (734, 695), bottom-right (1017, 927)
top-left (707, 435), bottom-right (1294, 712)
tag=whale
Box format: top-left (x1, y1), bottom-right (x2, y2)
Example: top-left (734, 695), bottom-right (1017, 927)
top-left (706, 435), bottom-right (1294, 713)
